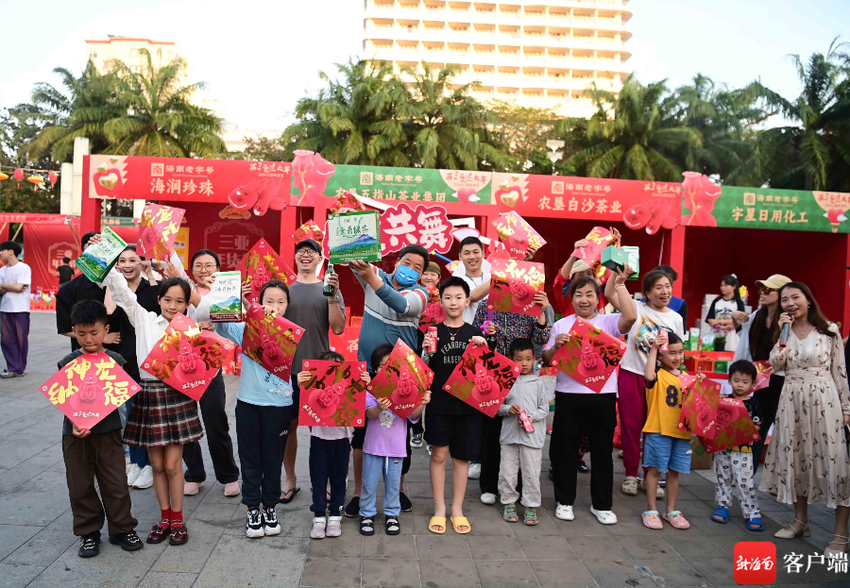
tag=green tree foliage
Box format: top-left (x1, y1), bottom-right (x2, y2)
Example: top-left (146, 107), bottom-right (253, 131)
top-left (0, 108), bottom-right (60, 215)
top-left (564, 76), bottom-right (702, 181)
top-left (743, 38), bottom-right (850, 190)
top-left (104, 50), bottom-right (225, 157)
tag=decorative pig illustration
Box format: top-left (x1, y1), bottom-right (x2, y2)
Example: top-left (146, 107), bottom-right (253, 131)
top-left (291, 150), bottom-right (336, 206)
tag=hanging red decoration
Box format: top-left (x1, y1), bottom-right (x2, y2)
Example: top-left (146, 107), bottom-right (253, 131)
top-left (13, 168), bottom-right (23, 189)
top-left (48, 171), bottom-right (58, 184)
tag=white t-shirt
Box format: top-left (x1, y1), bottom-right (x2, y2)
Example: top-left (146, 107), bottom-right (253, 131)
top-left (546, 313), bottom-right (624, 394)
top-left (458, 273), bottom-right (490, 324)
top-left (620, 300), bottom-right (684, 375)
top-left (0, 262), bottom-right (32, 313)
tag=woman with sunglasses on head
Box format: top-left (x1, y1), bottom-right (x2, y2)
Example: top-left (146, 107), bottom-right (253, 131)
top-left (732, 274), bottom-right (792, 472)
top-left (760, 282), bottom-right (850, 557)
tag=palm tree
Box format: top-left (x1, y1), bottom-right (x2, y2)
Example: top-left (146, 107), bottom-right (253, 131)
top-left (401, 63), bottom-right (507, 170)
top-left (744, 39), bottom-right (850, 190)
top-left (24, 61), bottom-right (122, 162)
top-left (281, 59), bottom-right (410, 166)
top-left (563, 76), bottom-right (702, 181)
top-left (104, 49), bottom-right (225, 157)
top-left (663, 74), bottom-right (764, 183)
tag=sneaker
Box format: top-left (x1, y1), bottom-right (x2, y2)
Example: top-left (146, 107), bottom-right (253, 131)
top-left (621, 476), bottom-right (638, 496)
top-left (311, 517), bottom-right (327, 539)
top-left (183, 481), bottom-right (204, 496)
top-left (468, 462), bottom-right (482, 479)
top-left (344, 496), bottom-right (360, 518)
top-left (410, 433), bottom-right (424, 448)
top-left (109, 531), bottom-right (144, 551)
top-left (78, 533), bottom-right (100, 557)
top-left (326, 516), bottom-right (342, 538)
top-left (400, 491), bottom-right (413, 512)
top-left (126, 463), bottom-right (142, 487)
top-left (546, 425), bottom-right (553, 435)
top-left (555, 503), bottom-right (574, 521)
top-left (427, 444), bottom-right (432, 456)
top-left (577, 459), bottom-right (590, 474)
top-left (0, 370), bottom-right (23, 379)
top-left (133, 466), bottom-right (154, 489)
top-left (246, 507), bottom-right (265, 538)
top-left (480, 492), bottom-right (497, 505)
top-left (263, 507), bottom-right (281, 536)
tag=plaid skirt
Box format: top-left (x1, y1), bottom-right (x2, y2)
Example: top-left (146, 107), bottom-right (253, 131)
top-left (124, 380), bottom-right (204, 448)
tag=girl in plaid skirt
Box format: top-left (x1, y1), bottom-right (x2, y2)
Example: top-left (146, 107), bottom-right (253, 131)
top-left (104, 268), bottom-right (202, 547)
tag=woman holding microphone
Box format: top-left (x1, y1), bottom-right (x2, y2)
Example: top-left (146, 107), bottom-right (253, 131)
top-left (761, 282), bottom-right (850, 557)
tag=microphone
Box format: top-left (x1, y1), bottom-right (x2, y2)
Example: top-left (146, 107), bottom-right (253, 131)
top-left (780, 316), bottom-right (791, 348)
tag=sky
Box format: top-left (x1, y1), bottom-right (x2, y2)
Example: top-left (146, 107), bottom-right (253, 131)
top-left (0, 0), bottom-right (847, 134)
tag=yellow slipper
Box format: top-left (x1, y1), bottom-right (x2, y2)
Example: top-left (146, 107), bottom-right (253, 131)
top-left (451, 516), bottom-right (471, 534)
top-left (428, 516), bottom-right (447, 534)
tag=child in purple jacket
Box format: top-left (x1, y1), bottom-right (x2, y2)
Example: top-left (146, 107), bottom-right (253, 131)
top-left (359, 344), bottom-right (430, 536)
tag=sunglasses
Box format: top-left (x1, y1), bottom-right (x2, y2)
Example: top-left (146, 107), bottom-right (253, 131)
top-left (759, 286), bottom-right (775, 295)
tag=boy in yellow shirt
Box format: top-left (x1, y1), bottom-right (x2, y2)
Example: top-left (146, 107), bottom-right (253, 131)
top-left (641, 330), bottom-right (699, 531)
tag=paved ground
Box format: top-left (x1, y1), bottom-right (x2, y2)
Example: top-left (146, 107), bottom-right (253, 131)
top-left (0, 313), bottom-right (848, 588)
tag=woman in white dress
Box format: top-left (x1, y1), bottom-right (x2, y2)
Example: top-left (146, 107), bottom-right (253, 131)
top-left (760, 282), bottom-right (850, 557)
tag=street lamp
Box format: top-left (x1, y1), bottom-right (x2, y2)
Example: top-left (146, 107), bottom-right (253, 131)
top-left (546, 139), bottom-right (565, 175)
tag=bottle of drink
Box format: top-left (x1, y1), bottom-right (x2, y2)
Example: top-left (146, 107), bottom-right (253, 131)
top-left (518, 409), bottom-right (534, 434)
top-left (323, 264), bottom-right (336, 297)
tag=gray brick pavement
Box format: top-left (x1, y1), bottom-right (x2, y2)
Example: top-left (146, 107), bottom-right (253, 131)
top-left (0, 314), bottom-right (846, 587)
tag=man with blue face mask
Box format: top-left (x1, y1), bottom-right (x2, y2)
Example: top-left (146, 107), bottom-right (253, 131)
top-left (349, 244), bottom-right (430, 371)
top-left (345, 244), bottom-right (430, 518)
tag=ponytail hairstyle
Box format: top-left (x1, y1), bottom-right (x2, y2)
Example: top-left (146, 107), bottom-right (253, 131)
top-left (721, 274), bottom-right (742, 304)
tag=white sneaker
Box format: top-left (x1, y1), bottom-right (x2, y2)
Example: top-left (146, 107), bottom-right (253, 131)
top-left (621, 476), bottom-right (638, 496)
top-left (246, 507), bottom-right (265, 538)
top-left (133, 466), bottom-right (154, 489)
top-left (480, 492), bottom-right (496, 505)
top-left (468, 463), bottom-right (481, 479)
top-left (126, 464), bottom-right (142, 487)
top-left (555, 503), bottom-right (574, 521)
top-left (590, 507), bottom-right (618, 525)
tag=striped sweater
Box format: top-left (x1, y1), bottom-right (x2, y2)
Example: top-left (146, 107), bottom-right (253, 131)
top-left (354, 267), bottom-right (428, 370)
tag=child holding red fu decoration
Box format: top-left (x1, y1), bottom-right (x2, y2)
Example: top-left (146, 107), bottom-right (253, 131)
top-left (60, 301), bottom-right (142, 558)
top-left (298, 351), bottom-right (371, 540)
top-left (496, 338), bottom-right (548, 526)
top-left (103, 259), bottom-right (201, 547)
top-left (711, 360), bottom-right (763, 532)
top-left (360, 344), bottom-right (430, 536)
top-left (195, 280), bottom-right (294, 539)
top-left (641, 330), bottom-right (693, 531)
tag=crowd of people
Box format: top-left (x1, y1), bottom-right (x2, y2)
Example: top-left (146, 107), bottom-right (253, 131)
top-left (0, 227), bottom-right (848, 561)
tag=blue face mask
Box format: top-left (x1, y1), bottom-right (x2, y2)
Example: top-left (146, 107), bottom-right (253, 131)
top-left (395, 264), bottom-right (420, 287)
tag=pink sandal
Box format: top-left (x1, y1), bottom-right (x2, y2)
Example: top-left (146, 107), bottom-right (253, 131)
top-left (663, 510), bottom-right (690, 530)
top-left (642, 510), bottom-right (663, 530)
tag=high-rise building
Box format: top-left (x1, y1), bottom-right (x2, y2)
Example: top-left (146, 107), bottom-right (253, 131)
top-left (363, 0), bottom-right (632, 117)
top-left (85, 36), bottom-right (185, 76)
top-left (84, 36), bottom-right (279, 154)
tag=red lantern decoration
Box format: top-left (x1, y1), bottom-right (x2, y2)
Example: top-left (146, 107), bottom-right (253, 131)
top-left (13, 168), bottom-right (23, 189)
top-left (48, 171), bottom-right (58, 183)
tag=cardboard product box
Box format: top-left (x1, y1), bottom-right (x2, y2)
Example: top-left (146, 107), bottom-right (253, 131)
top-left (208, 271), bottom-right (243, 322)
top-left (714, 360), bottom-right (730, 374)
top-left (600, 246), bottom-right (629, 272)
top-left (622, 246), bottom-right (640, 280)
top-left (690, 434), bottom-right (712, 469)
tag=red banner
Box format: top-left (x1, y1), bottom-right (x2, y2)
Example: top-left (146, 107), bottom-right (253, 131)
top-left (23, 224), bottom-right (79, 293)
top-left (492, 173), bottom-right (682, 234)
top-left (86, 155), bottom-right (291, 207)
top-left (379, 202), bottom-right (454, 255)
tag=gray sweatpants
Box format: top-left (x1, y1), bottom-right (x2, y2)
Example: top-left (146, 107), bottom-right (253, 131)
top-left (498, 443), bottom-right (543, 508)
top-left (714, 449), bottom-right (761, 519)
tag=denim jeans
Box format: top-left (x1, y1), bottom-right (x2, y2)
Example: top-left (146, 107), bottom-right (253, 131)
top-left (360, 452), bottom-right (402, 518)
